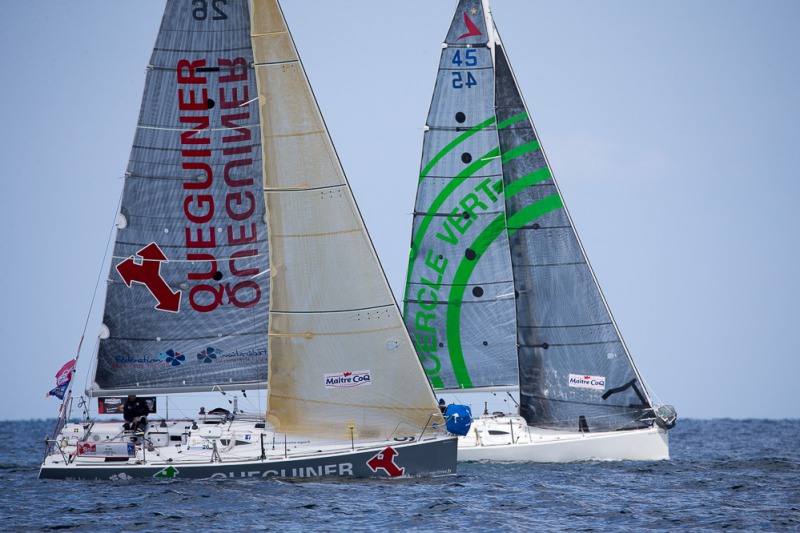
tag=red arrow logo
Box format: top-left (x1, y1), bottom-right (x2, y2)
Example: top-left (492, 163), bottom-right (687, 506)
top-left (116, 242), bottom-right (182, 313)
top-left (456, 12), bottom-right (483, 41)
top-left (366, 446), bottom-right (405, 477)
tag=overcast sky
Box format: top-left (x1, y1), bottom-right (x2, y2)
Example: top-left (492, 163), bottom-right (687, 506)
top-left (1, 1), bottom-right (798, 421)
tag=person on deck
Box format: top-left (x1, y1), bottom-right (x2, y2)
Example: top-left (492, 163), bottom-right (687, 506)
top-left (123, 394), bottom-right (150, 432)
top-left (439, 398), bottom-right (447, 415)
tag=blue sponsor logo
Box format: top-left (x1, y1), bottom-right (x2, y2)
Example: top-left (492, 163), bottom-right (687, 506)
top-left (114, 346), bottom-right (266, 367)
top-left (197, 347), bottom-right (218, 364)
top-left (159, 349), bottom-right (186, 366)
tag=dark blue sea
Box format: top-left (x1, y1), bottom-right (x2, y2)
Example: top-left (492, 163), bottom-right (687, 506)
top-left (2, 419), bottom-right (798, 531)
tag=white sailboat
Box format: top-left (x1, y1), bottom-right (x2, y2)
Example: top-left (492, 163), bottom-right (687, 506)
top-left (403, 0), bottom-right (676, 462)
top-left (40, 0), bottom-right (458, 480)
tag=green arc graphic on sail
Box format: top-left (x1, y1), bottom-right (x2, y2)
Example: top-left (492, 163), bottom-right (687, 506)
top-left (405, 108), bottom-right (564, 389)
top-left (445, 193), bottom-right (564, 389)
top-left (407, 111), bottom-right (529, 281)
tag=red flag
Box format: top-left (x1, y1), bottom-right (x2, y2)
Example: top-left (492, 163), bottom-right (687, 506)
top-left (55, 359), bottom-right (76, 387)
top-left (47, 359), bottom-right (76, 398)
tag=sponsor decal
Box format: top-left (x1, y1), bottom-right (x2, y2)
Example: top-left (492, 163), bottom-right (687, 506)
top-left (324, 370), bottom-right (372, 388)
top-left (209, 463), bottom-right (354, 479)
top-left (176, 56), bottom-right (263, 313)
top-left (568, 374), bottom-right (606, 390)
top-left (77, 442), bottom-right (135, 457)
top-left (100, 397), bottom-right (122, 413)
top-left (366, 446), bottom-right (405, 477)
top-left (154, 466), bottom-right (179, 479)
top-left (456, 10), bottom-right (483, 41)
top-left (216, 347), bottom-right (266, 359)
top-left (197, 346), bottom-right (218, 363)
top-left (98, 397), bottom-right (157, 415)
top-left (113, 355), bottom-right (163, 365)
top-left (116, 242), bottom-right (182, 312)
top-left (159, 349), bottom-right (186, 366)
top-left (77, 442), bottom-right (95, 455)
top-left (113, 347), bottom-right (266, 367)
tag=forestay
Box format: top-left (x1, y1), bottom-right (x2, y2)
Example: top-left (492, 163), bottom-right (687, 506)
top-left (405, 0), bottom-right (655, 432)
top-left (92, 0), bottom-right (269, 396)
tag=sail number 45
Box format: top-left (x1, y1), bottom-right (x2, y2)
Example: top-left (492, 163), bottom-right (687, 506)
top-left (451, 49), bottom-right (477, 89)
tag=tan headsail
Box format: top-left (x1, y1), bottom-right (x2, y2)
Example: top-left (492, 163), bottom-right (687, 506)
top-left (251, 0), bottom-right (441, 440)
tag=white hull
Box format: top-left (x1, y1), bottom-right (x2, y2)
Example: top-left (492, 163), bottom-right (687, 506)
top-left (457, 415), bottom-right (669, 462)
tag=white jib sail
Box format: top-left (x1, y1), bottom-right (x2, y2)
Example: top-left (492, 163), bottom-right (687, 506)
top-left (251, 0), bottom-right (441, 441)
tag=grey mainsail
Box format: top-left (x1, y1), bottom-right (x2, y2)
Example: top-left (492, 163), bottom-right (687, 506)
top-left (404, 0), bottom-right (654, 432)
top-left (92, 0), bottom-right (269, 395)
top-left (404, 0), bottom-right (517, 392)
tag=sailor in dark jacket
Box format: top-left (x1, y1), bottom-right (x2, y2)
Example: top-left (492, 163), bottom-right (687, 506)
top-left (123, 394), bottom-right (150, 432)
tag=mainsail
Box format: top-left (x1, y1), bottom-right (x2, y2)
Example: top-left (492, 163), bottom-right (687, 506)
top-left (253, 2), bottom-right (441, 440)
top-left (92, 1), bottom-right (269, 396)
top-left (404, 0), bottom-right (654, 431)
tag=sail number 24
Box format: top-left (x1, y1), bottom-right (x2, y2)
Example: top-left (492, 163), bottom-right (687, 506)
top-left (451, 49), bottom-right (477, 89)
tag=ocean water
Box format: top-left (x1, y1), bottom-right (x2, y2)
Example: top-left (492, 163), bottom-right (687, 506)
top-left (2, 419), bottom-right (798, 531)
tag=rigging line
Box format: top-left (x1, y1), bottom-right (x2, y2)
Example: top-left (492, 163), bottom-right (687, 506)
top-left (70, 190), bottom-right (124, 413)
top-left (81, 191), bottom-right (123, 346)
top-left (74, 335), bottom-right (101, 422)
